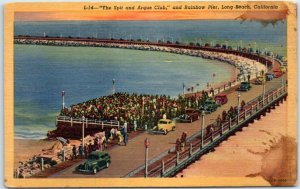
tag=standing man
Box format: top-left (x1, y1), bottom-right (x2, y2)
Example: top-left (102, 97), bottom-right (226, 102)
top-left (78, 144), bottom-right (83, 159)
top-left (123, 132), bottom-right (128, 146)
top-left (175, 138), bottom-right (181, 152)
top-left (72, 145), bottom-right (77, 160)
top-left (124, 121), bottom-right (128, 133)
top-left (84, 145), bottom-right (88, 158)
top-left (133, 120), bottom-right (137, 131)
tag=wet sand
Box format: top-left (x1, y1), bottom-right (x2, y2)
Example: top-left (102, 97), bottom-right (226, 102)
top-left (176, 100), bottom-right (297, 186)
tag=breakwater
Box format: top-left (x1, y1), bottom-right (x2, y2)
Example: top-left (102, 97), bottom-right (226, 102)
top-left (14, 36), bottom-right (273, 69)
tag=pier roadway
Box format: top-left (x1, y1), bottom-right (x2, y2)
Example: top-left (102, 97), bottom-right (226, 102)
top-left (51, 75), bottom-right (286, 178)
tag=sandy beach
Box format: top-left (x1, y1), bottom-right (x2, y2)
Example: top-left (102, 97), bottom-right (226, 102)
top-left (176, 100), bottom-right (296, 186)
top-left (14, 139), bottom-right (56, 168)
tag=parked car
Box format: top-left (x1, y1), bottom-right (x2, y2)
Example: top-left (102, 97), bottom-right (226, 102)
top-left (76, 151), bottom-right (111, 174)
top-left (199, 99), bottom-right (220, 113)
top-left (177, 109), bottom-right (199, 123)
top-left (214, 93), bottom-right (228, 105)
top-left (265, 73), bottom-right (274, 81)
top-left (254, 76), bottom-right (265, 85)
top-left (273, 69), bottom-right (283, 78)
top-left (280, 66), bottom-right (287, 73)
top-left (236, 82), bottom-right (251, 91)
top-left (152, 119), bottom-right (176, 135)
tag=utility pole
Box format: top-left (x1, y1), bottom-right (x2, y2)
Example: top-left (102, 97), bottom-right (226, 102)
top-left (144, 138), bottom-right (149, 178)
top-left (82, 116), bottom-right (85, 152)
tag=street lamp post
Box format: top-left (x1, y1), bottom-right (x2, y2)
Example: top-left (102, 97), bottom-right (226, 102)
top-left (212, 73), bottom-right (216, 89)
top-left (82, 116), bottom-right (85, 153)
top-left (237, 93), bottom-right (241, 124)
top-left (201, 110), bottom-right (205, 148)
top-left (235, 65), bottom-right (238, 83)
top-left (263, 79), bottom-right (266, 106)
top-left (112, 79), bottom-right (115, 94)
top-left (61, 91), bottom-right (65, 109)
top-left (144, 138), bottom-right (149, 178)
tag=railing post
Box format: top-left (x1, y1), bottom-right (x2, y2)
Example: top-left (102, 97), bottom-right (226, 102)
top-left (86, 119), bottom-right (88, 128)
top-left (161, 160), bottom-right (165, 177)
top-left (229, 117), bottom-right (231, 129)
top-left (71, 117), bottom-right (73, 127)
top-left (102, 121), bottom-right (104, 130)
top-left (55, 116), bottom-right (58, 125)
top-left (189, 143), bottom-right (193, 156)
top-left (176, 151), bottom-right (179, 165)
top-left (251, 105), bottom-right (254, 115)
top-left (244, 109), bottom-right (247, 120)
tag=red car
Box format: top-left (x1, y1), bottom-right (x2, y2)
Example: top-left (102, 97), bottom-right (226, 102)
top-left (178, 109), bottom-right (199, 123)
top-left (273, 70), bottom-right (283, 78)
top-left (214, 93), bottom-right (228, 105)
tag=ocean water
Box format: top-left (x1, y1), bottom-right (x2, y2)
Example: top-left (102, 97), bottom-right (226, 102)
top-left (14, 45), bottom-right (234, 139)
top-left (14, 20), bottom-right (286, 139)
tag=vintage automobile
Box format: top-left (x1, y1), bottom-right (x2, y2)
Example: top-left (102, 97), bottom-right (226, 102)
top-left (214, 93), bottom-right (228, 105)
top-left (236, 82), bottom-right (251, 91)
top-left (199, 99), bottom-right (220, 113)
top-left (152, 119), bottom-right (175, 135)
top-left (265, 73), bottom-right (274, 81)
top-left (280, 66), bottom-right (287, 73)
top-left (177, 109), bottom-right (199, 123)
top-left (273, 69), bottom-right (284, 78)
top-left (254, 76), bottom-right (265, 85)
top-left (76, 151), bottom-right (111, 174)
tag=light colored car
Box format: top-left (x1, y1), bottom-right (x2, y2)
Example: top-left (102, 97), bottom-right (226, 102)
top-left (280, 66), bottom-right (287, 73)
top-left (153, 119), bottom-right (176, 135)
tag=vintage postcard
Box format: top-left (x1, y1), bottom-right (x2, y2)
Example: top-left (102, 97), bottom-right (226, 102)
top-left (4, 1), bottom-right (297, 187)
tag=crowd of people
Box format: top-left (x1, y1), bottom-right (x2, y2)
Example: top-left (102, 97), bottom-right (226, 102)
top-left (60, 92), bottom-right (213, 130)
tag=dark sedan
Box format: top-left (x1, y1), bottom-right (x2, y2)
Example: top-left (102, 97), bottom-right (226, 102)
top-left (236, 82), bottom-right (251, 91)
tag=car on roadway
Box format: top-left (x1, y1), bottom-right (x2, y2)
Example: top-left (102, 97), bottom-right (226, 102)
top-left (236, 82), bottom-right (251, 91)
top-left (253, 76), bottom-right (265, 85)
top-left (265, 73), bottom-right (274, 81)
top-left (152, 119), bottom-right (175, 135)
top-left (75, 151), bottom-right (111, 174)
top-left (177, 109), bottom-right (200, 123)
top-left (199, 99), bottom-right (220, 113)
top-left (280, 66), bottom-right (287, 73)
top-left (273, 69), bottom-right (284, 78)
top-left (214, 93), bottom-right (228, 105)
